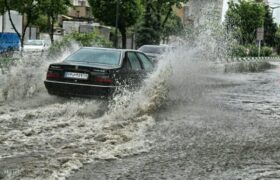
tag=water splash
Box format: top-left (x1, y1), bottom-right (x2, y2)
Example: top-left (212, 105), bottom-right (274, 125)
top-left (0, 42), bottom-right (80, 103)
top-left (0, 3), bottom-right (267, 179)
top-left (0, 40), bottom-right (174, 180)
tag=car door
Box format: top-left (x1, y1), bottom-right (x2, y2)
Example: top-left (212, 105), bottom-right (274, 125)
top-left (125, 51), bottom-right (145, 85)
top-left (136, 52), bottom-right (154, 73)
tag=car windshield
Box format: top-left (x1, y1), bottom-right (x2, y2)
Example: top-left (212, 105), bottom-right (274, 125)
top-left (24, 40), bottom-right (44, 46)
top-left (65, 48), bottom-right (121, 65)
top-left (138, 45), bottom-right (167, 54)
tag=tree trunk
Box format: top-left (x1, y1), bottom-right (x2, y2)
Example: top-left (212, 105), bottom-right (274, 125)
top-left (22, 21), bottom-right (30, 48)
top-left (119, 27), bottom-right (126, 49)
top-left (154, 2), bottom-right (162, 44)
top-left (50, 16), bottom-right (54, 44)
top-left (4, 0), bottom-right (21, 46)
top-left (5, 0), bottom-right (31, 51)
top-left (162, 6), bottom-right (173, 29)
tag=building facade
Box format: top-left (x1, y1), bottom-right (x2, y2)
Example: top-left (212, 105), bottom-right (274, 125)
top-left (174, 0), bottom-right (224, 27)
top-left (67, 0), bottom-right (91, 18)
top-left (175, 0), bottom-right (280, 27)
top-left (0, 11), bottom-right (22, 34)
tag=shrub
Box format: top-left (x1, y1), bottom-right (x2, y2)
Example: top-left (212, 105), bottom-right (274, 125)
top-left (48, 31), bottom-right (112, 57)
top-left (230, 45), bottom-right (248, 57)
top-left (261, 46), bottom-right (273, 56)
top-left (230, 44), bottom-right (273, 57)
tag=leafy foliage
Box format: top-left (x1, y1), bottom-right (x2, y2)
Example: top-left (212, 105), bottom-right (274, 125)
top-left (231, 44), bottom-right (273, 57)
top-left (88, 0), bottom-right (142, 48)
top-left (276, 26), bottom-right (280, 54)
top-left (225, 0), bottom-right (265, 45)
top-left (32, 15), bottom-right (49, 33)
top-left (48, 31), bottom-right (112, 57)
top-left (136, 0), bottom-right (187, 46)
top-left (136, 1), bottom-right (160, 47)
top-left (162, 12), bottom-right (184, 41)
top-left (37, 0), bottom-right (71, 43)
top-left (263, 5), bottom-right (278, 47)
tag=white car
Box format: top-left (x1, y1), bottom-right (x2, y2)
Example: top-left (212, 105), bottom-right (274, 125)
top-left (22, 40), bottom-right (49, 52)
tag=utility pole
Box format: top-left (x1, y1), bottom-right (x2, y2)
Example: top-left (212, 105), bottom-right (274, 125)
top-left (257, 27), bottom-right (264, 57)
top-left (256, 0), bottom-right (264, 57)
top-left (115, 0), bottom-right (120, 48)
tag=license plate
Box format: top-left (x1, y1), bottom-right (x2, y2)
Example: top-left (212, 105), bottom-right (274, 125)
top-left (64, 72), bottom-right (89, 80)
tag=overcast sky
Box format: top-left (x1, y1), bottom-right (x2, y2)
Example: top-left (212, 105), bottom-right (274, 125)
top-left (268, 0), bottom-right (280, 24)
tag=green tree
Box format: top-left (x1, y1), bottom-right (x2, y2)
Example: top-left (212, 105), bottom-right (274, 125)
top-left (225, 0), bottom-right (265, 45)
top-left (136, 0), bottom-right (160, 47)
top-left (32, 15), bottom-right (49, 33)
top-left (137, 0), bottom-right (187, 46)
top-left (88, 0), bottom-right (142, 48)
top-left (275, 25), bottom-right (280, 54)
top-left (38, 0), bottom-right (71, 44)
top-left (263, 4), bottom-right (278, 47)
top-left (162, 12), bottom-right (184, 43)
top-left (0, 0), bottom-right (40, 48)
top-left (152, 0), bottom-right (187, 34)
top-left (48, 31), bottom-right (112, 57)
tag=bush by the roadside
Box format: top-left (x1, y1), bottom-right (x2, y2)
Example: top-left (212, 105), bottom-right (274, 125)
top-left (48, 31), bottom-right (113, 57)
top-left (230, 45), bottom-right (248, 57)
top-left (230, 45), bottom-right (273, 57)
top-left (261, 46), bottom-right (273, 56)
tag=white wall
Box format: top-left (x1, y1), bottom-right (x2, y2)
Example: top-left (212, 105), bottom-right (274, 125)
top-left (72, 0), bottom-right (89, 7)
top-left (0, 16), bottom-right (2, 32)
top-left (3, 11), bottom-right (22, 34)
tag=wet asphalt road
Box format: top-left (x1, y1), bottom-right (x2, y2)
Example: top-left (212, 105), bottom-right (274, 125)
top-left (1, 57), bottom-right (280, 180)
top-left (68, 63), bottom-right (280, 180)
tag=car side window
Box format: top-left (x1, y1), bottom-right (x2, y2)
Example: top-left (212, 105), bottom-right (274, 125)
top-left (127, 52), bottom-right (142, 71)
top-left (137, 52), bottom-right (153, 71)
top-left (122, 56), bottom-right (132, 70)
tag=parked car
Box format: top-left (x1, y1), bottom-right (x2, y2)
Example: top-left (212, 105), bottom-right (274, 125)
top-left (22, 39), bottom-right (48, 52)
top-left (137, 44), bottom-right (174, 63)
top-left (44, 47), bottom-right (154, 97)
top-left (0, 33), bottom-right (19, 55)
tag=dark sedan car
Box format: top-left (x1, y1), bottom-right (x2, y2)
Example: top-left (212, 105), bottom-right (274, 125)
top-left (44, 47), bottom-right (154, 97)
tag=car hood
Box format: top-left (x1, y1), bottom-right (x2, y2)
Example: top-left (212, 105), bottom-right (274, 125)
top-left (54, 61), bottom-right (121, 70)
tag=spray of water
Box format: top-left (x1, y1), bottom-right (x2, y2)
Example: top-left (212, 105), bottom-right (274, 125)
top-left (0, 42), bottom-right (80, 103)
top-left (0, 4), bottom-right (250, 179)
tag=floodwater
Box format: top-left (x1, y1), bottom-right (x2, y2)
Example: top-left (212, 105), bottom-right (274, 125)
top-left (1, 48), bottom-right (280, 180)
top-left (67, 61), bottom-right (280, 180)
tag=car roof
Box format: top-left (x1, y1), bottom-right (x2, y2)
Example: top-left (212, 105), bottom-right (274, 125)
top-left (80, 47), bottom-right (144, 53)
top-left (139, 44), bottom-right (170, 47)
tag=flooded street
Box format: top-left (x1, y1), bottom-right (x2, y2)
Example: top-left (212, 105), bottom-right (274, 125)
top-left (0, 0), bottom-right (279, 179)
top-left (1, 50), bottom-right (280, 180)
top-left (69, 62), bottom-right (280, 180)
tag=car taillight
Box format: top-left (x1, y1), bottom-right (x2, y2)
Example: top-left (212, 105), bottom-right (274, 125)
top-left (94, 76), bottom-right (113, 83)
top-left (47, 72), bottom-right (60, 78)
